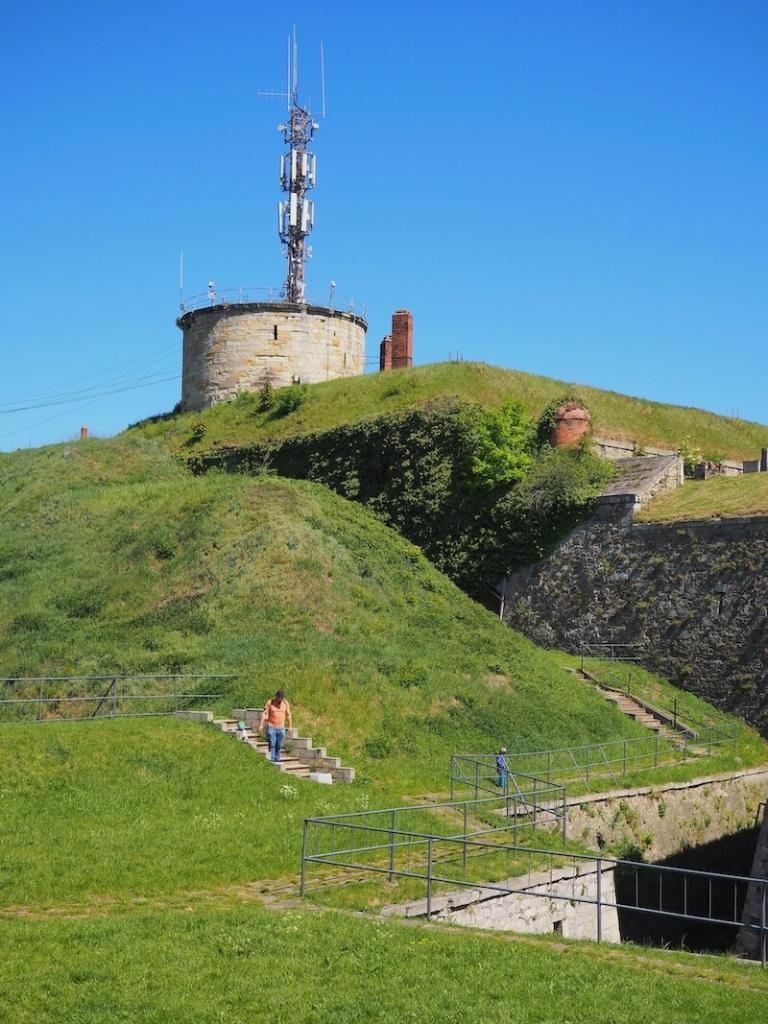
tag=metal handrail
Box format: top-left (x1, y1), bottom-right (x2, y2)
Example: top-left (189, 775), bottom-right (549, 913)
top-left (179, 286), bottom-right (367, 319)
top-left (301, 812), bottom-right (768, 964)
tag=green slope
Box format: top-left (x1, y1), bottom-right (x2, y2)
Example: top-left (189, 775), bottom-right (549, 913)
top-left (0, 435), bottom-right (764, 912)
top-left (130, 361), bottom-right (768, 461)
top-left (0, 435), bottom-right (650, 799)
top-left (638, 472), bottom-right (768, 523)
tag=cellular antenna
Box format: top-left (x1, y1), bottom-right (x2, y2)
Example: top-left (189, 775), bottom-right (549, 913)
top-left (260, 29), bottom-right (321, 304)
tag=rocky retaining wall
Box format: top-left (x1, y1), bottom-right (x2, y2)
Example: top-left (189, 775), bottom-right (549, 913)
top-left (382, 865), bottom-right (621, 942)
top-left (565, 768), bottom-right (768, 863)
top-left (503, 508), bottom-right (768, 732)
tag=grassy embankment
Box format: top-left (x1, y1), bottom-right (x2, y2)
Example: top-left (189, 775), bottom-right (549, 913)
top-left (638, 472), bottom-right (768, 523)
top-left (2, 435), bottom-right (768, 1021)
top-left (130, 361), bottom-right (768, 461)
top-left (0, 435), bottom-right (763, 914)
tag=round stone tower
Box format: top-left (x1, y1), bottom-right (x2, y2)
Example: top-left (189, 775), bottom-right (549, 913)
top-left (178, 300), bottom-right (367, 412)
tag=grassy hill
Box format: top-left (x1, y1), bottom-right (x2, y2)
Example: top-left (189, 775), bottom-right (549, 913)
top-left (130, 361), bottom-right (768, 461)
top-left (638, 472), bottom-right (768, 523)
top-left (1, 434), bottom-right (763, 909)
top-left (2, 434), bottom-right (768, 1022)
top-left (0, 435), bottom-right (648, 798)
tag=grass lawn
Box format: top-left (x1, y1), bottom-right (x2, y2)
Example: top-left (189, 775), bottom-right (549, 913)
top-left (2, 903), bottom-right (767, 1024)
top-left (128, 361), bottom-right (768, 461)
top-left (637, 473), bottom-right (768, 523)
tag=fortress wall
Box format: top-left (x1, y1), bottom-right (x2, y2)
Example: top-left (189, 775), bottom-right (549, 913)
top-left (503, 509), bottom-right (768, 732)
top-left (180, 302), bottom-right (366, 411)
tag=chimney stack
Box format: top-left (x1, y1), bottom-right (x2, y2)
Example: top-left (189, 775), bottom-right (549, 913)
top-left (379, 335), bottom-right (393, 371)
top-left (390, 310), bottom-right (413, 369)
top-left (80, 426), bottom-right (89, 441)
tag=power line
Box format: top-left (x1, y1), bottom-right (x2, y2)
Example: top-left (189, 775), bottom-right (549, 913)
top-left (0, 342), bottom-right (180, 409)
top-left (0, 375), bottom-right (180, 443)
top-left (0, 369), bottom-right (180, 414)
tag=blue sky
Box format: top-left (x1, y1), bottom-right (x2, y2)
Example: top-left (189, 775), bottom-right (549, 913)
top-left (1, 0), bottom-right (766, 450)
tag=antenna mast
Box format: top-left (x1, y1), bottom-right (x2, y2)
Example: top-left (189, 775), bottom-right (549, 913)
top-left (276, 30), bottom-right (319, 304)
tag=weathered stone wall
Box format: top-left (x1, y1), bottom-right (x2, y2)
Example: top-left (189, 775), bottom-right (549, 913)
top-left (179, 302), bottom-right (366, 411)
top-left (503, 509), bottom-right (768, 731)
top-left (566, 768), bottom-right (768, 863)
top-left (382, 865), bottom-right (620, 943)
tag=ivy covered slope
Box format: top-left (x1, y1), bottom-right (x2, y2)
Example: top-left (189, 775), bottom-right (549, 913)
top-left (0, 435), bottom-right (649, 797)
top-left (186, 398), bottom-right (614, 595)
top-left (130, 361), bottom-right (768, 461)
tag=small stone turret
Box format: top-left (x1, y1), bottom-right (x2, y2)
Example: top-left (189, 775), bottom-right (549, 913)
top-left (550, 401), bottom-right (591, 448)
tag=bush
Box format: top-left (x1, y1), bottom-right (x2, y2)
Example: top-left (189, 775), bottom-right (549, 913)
top-left (272, 384), bottom-right (308, 418)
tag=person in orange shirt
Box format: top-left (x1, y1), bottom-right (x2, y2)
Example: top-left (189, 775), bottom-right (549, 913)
top-left (261, 690), bottom-right (292, 763)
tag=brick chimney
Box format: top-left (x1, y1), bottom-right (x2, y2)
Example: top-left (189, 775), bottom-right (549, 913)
top-left (80, 426), bottom-right (89, 440)
top-left (391, 310), bottom-right (413, 369)
top-left (379, 335), bottom-right (393, 371)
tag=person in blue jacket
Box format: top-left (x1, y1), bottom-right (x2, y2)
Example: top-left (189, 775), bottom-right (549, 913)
top-left (496, 747), bottom-right (508, 790)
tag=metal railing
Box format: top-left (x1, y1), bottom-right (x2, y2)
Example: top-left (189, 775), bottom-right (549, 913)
top-left (580, 642), bottom-right (645, 663)
top-left (179, 286), bottom-right (367, 319)
top-left (449, 728), bottom-right (734, 793)
top-left (301, 822), bottom-right (768, 964)
top-left (301, 780), bottom-right (568, 890)
top-left (0, 674), bottom-right (234, 723)
top-left (591, 666), bottom-right (737, 752)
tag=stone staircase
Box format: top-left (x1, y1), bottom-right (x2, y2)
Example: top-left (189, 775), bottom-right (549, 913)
top-left (600, 690), bottom-right (685, 745)
top-left (175, 708), bottom-right (355, 784)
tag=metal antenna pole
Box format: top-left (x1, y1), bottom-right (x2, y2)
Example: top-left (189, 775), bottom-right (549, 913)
top-left (260, 31), bottom-right (323, 304)
top-left (276, 32), bottom-right (319, 303)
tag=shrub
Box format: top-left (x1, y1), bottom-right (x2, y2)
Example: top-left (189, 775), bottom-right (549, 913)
top-left (272, 384), bottom-right (308, 418)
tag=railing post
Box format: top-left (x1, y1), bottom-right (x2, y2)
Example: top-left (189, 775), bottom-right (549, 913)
top-left (653, 734), bottom-right (659, 767)
top-left (762, 882), bottom-right (766, 969)
top-left (623, 739), bottom-right (627, 778)
top-left (426, 838), bottom-right (433, 918)
top-left (462, 803), bottom-right (468, 872)
top-left (37, 680), bottom-right (43, 722)
top-left (300, 820), bottom-right (308, 897)
top-left (474, 761), bottom-right (479, 801)
top-left (547, 749), bottom-right (551, 783)
top-left (112, 677), bottom-right (118, 718)
top-left (532, 777), bottom-right (537, 831)
top-left (596, 858), bottom-right (603, 943)
top-left (450, 758), bottom-right (455, 803)
top-left (388, 809), bottom-right (396, 881)
top-left (562, 790), bottom-right (567, 846)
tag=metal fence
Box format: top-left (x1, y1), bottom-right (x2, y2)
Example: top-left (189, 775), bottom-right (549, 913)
top-left (0, 674), bottom-right (234, 723)
top-left (301, 820), bottom-right (768, 963)
top-left (449, 728), bottom-right (735, 793)
top-left (179, 286), bottom-right (367, 319)
top-left (302, 780), bottom-right (568, 891)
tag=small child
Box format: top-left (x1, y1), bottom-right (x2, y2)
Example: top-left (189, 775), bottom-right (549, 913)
top-left (236, 720), bottom-right (249, 743)
top-left (496, 747), bottom-right (508, 790)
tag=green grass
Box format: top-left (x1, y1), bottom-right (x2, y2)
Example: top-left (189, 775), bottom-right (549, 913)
top-left (637, 472), bottom-right (768, 523)
top-left (1, 435), bottom-right (762, 913)
top-left (0, 435), bottom-right (661, 802)
top-left (2, 904), bottom-right (768, 1023)
top-left (129, 361), bottom-right (768, 461)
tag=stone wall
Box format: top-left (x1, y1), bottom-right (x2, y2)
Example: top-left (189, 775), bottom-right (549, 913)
top-left (179, 302), bottom-right (366, 411)
top-left (382, 864), bottom-right (620, 943)
top-left (503, 508), bottom-right (768, 731)
top-left (566, 768), bottom-right (768, 863)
